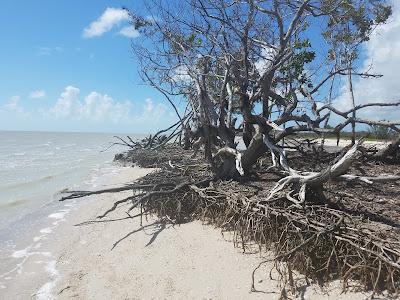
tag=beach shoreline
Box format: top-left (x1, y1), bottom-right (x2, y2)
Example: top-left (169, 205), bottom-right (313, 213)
top-left (0, 163), bottom-right (384, 300)
top-left (0, 163), bottom-right (144, 298)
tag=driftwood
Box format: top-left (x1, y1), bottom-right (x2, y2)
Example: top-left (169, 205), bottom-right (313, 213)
top-left (375, 136), bottom-right (400, 161)
top-left (61, 141), bottom-right (400, 296)
top-left (97, 2), bottom-right (400, 296)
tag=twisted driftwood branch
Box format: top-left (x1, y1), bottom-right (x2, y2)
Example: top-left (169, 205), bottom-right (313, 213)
top-left (60, 144), bottom-right (400, 295)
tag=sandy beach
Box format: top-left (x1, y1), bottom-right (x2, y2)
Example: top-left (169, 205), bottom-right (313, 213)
top-left (318, 138), bottom-right (391, 149)
top-left (2, 0), bottom-right (400, 297)
top-left (1, 165), bottom-right (383, 300)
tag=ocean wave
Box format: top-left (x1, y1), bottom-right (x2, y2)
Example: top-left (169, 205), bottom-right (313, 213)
top-left (0, 198), bottom-right (28, 209)
top-left (0, 175), bottom-right (56, 190)
top-left (62, 143), bottom-right (77, 148)
top-left (13, 152), bottom-right (26, 156)
top-left (0, 166), bottom-right (83, 191)
top-left (48, 211), bottom-right (68, 220)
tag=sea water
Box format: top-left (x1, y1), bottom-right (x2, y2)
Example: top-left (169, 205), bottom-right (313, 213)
top-left (0, 131), bottom-right (136, 229)
top-left (0, 130), bottom-right (139, 292)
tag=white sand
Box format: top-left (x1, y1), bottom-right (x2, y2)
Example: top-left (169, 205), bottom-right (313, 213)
top-left (318, 138), bottom-right (390, 149)
top-left (1, 166), bottom-right (382, 299)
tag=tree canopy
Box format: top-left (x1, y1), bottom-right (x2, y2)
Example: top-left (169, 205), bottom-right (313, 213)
top-left (126, 0), bottom-right (398, 178)
top-left (62, 2), bottom-right (400, 295)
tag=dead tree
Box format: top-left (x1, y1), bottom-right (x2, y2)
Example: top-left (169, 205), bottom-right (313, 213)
top-left (58, 1), bottom-right (400, 295)
top-left (125, 0), bottom-right (398, 180)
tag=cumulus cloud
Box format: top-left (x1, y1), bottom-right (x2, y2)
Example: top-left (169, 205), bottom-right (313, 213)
top-left (48, 86), bottom-right (80, 118)
top-left (170, 65), bottom-right (192, 83)
top-left (82, 91), bottom-right (131, 122)
top-left (334, 6), bottom-right (400, 122)
top-left (141, 98), bottom-right (166, 118)
top-left (46, 86), bottom-right (132, 123)
top-left (119, 26), bottom-right (140, 38)
top-left (5, 96), bottom-right (20, 110)
top-left (30, 90), bottom-right (46, 99)
top-left (83, 7), bottom-right (130, 38)
top-left (3, 96), bottom-right (29, 117)
top-left (144, 98), bottom-right (154, 113)
top-left (1, 87), bottom-right (177, 132)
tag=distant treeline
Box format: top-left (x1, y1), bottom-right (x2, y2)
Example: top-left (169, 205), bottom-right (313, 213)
top-left (296, 124), bottom-right (397, 141)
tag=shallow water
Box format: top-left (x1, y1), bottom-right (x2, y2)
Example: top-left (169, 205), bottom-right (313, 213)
top-left (0, 130), bottom-right (139, 293)
top-left (0, 130), bottom-right (135, 230)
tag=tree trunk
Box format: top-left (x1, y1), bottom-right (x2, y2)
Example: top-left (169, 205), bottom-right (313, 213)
top-left (348, 65), bottom-right (356, 146)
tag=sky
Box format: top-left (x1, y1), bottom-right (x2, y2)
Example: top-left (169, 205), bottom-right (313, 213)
top-left (334, 2), bottom-right (400, 123)
top-left (0, 1), bottom-right (399, 133)
top-left (0, 0), bottom-right (177, 133)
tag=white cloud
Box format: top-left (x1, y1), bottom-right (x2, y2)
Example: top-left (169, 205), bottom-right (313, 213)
top-left (143, 98), bottom-right (166, 117)
top-left (48, 86), bottom-right (80, 118)
top-left (1, 87), bottom-right (178, 132)
top-left (30, 90), bottom-right (46, 99)
top-left (144, 98), bottom-right (154, 113)
top-left (47, 86), bottom-right (132, 123)
top-left (334, 6), bottom-right (400, 122)
top-left (144, 15), bottom-right (158, 24)
top-left (36, 46), bottom-right (63, 56)
top-left (255, 47), bottom-right (277, 74)
top-left (170, 65), bottom-right (192, 83)
top-left (81, 91), bottom-right (131, 122)
top-left (37, 47), bottom-right (51, 56)
top-left (136, 98), bottom-right (170, 128)
top-left (119, 26), bottom-right (140, 38)
top-left (83, 7), bottom-right (130, 38)
top-left (5, 96), bottom-right (20, 110)
top-left (3, 96), bottom-right (29, 117)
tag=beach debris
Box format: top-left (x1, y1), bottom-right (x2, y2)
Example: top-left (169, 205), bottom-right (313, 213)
top-left (61, 0), bottom-right (400, 295)
top-left (61, 141), bottom-right (400, 296)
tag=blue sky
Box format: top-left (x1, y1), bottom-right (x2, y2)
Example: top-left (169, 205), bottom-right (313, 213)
top-left (0, 0), bottom-right (176, 133)
top-left (0, 1), bottom-right (399, 133)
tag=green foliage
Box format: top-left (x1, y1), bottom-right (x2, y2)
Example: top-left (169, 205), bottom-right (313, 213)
top-left (368, 123), bottom-right (396, 140)
top-left (322, 0), bottom-right (392, 64)
top-left (282, 38), bottom-right (315, 84)
top-left (187, 33), bottom-right (196, 44)
top-left (374, 4), bottom-right (392, 23)
top-left (293, 39), bottom-right (312, 49)
top-left (184, 34), bottom-right (203, 49)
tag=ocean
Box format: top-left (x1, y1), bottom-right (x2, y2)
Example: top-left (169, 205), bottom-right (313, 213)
top-left (0, 131), bottom-right (139, 291)
top-left (0, 131), bottom-right (136, 229)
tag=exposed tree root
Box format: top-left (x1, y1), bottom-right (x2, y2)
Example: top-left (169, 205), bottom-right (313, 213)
top-left (61, 144), bottom-right (400, 296)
